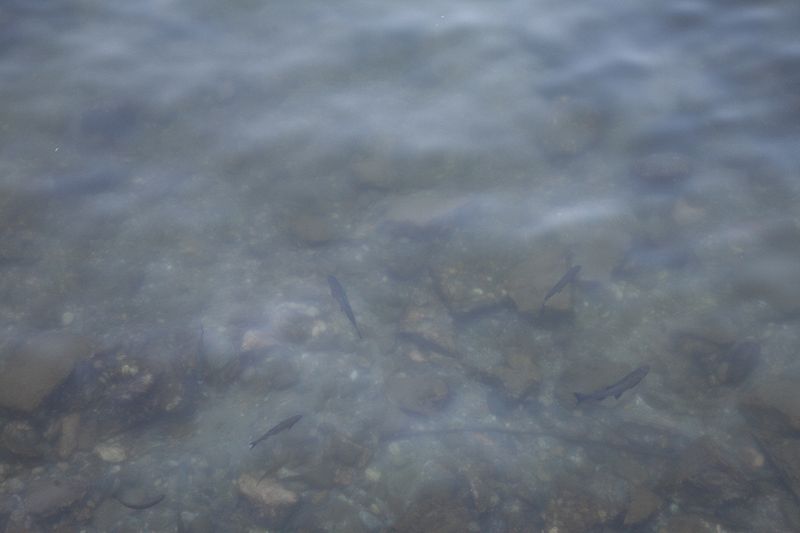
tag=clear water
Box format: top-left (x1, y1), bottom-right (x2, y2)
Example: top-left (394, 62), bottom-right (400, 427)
top-left (1, 0), bottom-right (800, 531)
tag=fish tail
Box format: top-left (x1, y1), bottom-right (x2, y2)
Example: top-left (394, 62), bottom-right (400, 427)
top-left (574, 392), bottom-right (586, 404)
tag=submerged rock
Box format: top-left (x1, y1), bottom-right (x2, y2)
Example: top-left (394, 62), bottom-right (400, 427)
top-left (385, 373), bottom-right (450, 416)
top-left (241, 356), bottom-right (300, 393)
top-left (669, 437), bottom-right (755, 508)
top-left (391, 471), bottom-right (476, 533)
top-left (323, 430), bottom-right (372, 469)
top-left (493, 351), bottom-right (540, 401)
top-left (658, 513), bottom-right (719, 533)
top-left (700, 340), bottom-right (760, 386)
top-left (431, 262), bottom-right (508, 316)
top-left (739, 377), bottom-right (800, 436)
top-left (731, 253), bottom-right (800, 317)
top-left (379, 239), bottom-right (433, 280)
top-left (543, 485), bottom-right (623, 532)
top-left (94, 442), bottom-right (126, 463)
top-left (576, 419), bottom-right (691, 457)
top-left (481, 351), bottom-right (540, 405)
top-left (624, 486), bottom-right (662, 526)
top-left (393, 499), bottom-right (475, 533)
top-left (240, 328), bottom-right (279, 353)
top-left (380, 192), bottom-right (473, 237)
top-left (178, 510), bottom-right (215, 533)
top-left (24, 478), bottom-right (87, 517)
top-left (236, 474), bottom-right (299, 527)
top-left (1, 420), bottom-right (44, 459)
top-left (398, 299), bottom-right (457, 356)
top-left (289, 493), bottom-right (371, 533)
top-left (753, 437), bottom-right (800, 503)
top-left (0, 331), bottom-right (90, 412)
top-left (504, 249), bottom-right (574, 315)
top-left (673, 331), bottom-right (760, 387)
top-left (57, 413), bottom-right (80, 459)
top-left (53, 330), bottom-right (205, 437)
top-left (428, 230), bottom-right (520, 316)
top-left (286, 213), bottom-right (339, 246)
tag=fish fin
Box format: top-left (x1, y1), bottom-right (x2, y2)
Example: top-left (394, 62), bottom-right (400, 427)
top-left (574, 392), bottom-right (586, 404)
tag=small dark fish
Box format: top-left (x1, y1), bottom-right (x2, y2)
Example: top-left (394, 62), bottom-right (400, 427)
top-left (114, 492), bottom-right (165, 510)
top-left (574, 365), bottom-right (650, 404)
top-left (328, 275), bottom-right (362, 339)
top-left (249, 414), bottom-right (303, 449)
top-left (543, 265), bottom-right (581, 305)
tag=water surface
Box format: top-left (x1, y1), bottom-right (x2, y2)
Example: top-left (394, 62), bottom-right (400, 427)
top-left (1, 0), bottom-right (800, 531)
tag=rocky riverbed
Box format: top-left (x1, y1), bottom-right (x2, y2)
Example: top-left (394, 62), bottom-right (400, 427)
top-left (2, 186), bottom-right (799, 532)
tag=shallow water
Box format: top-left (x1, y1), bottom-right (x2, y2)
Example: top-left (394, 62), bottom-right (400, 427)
top-left (1, 0), bottom-right (800, 531)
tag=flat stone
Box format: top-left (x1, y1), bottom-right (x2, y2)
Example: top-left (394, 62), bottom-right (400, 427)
top-left (237, 474), bottom-right (299, 527)
top-left (24, 478), bottom-right (87, 517)
top-left (381, 192), bottom-right (473, 236)
top-left (0, 332), bottom-right (90, 412)
top-left (240, 328), bottom-right (279, 353)
top-left (740, 377), bottom-right (800, 436)
top-left (94, 443), bottom-right (126, 463)
top-left (385, 373), bottom-right (449, 416)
